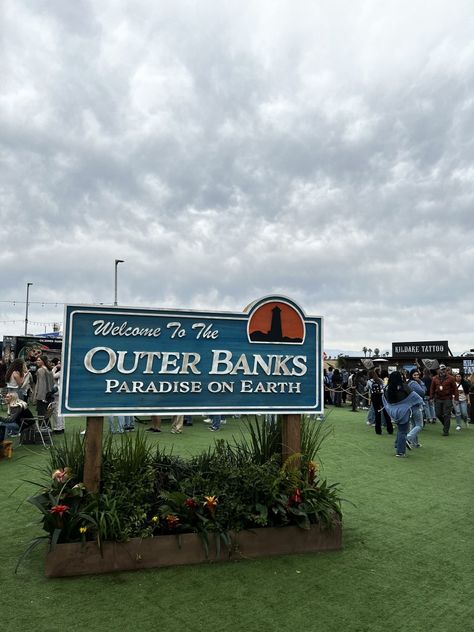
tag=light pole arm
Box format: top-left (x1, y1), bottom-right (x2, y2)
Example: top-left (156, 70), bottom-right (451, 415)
top-left (114, 259), bottom-right (125, 306)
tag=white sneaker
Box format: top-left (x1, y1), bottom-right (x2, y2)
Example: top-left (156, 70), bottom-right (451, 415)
top-left (203, 418), bottom-right (211, 423)
top-left (456, 426), bottom-right (461, 431)
top-left (80, 430), bottom-right (86, 435)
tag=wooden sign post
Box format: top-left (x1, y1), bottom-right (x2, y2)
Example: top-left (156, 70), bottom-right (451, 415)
top-left (83, 416), bottom-right (104, 493)
top-left (281, 414), bottom-right (301, 470)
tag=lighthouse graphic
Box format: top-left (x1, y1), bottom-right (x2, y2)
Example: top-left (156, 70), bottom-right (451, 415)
top-left (269, 306), bottom-right (282, 340)
top-left (249, 301), bottom-right (304, 343)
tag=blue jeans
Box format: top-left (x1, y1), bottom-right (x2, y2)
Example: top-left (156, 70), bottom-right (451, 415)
top-left (367, 405), bottom-right (375, 424)
top-left (210, 415), bottom-right (222, 430)
top-left (423, 397), bottom-right (435, 421)
top-left (0, 421), bottom-right (21, 442)
top-left (107, 416), bottom-right (125, 433)
top-left (407, 405), bottom-right (423, 446)
top-left (394, 413), bottom-right (411, 455)
top-left (123, 415), bottom-right (134, 430)
top-left (454, 400), bottom-right (468, 425)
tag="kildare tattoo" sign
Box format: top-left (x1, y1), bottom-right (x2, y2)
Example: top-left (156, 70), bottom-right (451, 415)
top-left (60, 296), bottom-right (323, 415)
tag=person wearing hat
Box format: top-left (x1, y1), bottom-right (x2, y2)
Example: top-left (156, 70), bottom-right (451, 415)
top-left (429, 365), bottom-right (458, 436)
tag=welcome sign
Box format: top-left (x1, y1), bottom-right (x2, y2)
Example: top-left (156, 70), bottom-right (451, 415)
top-left (60, 296), bottom-right (323, 416)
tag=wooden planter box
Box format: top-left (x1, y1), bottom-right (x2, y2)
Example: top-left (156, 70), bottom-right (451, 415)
top-left (45, 522), bottom-right (342, 577)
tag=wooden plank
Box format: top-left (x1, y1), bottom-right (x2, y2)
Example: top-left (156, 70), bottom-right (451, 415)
top-left (45, 523), bottom-right (342, 577)
top-left (83, 416), bottom-right (104, 493)
top-left (281, 414), bottom-right (301, 469)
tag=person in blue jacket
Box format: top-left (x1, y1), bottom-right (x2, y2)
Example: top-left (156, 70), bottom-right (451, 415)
top-left (382, 371), bottom-right (424, 457)
top-left (406, 368), bottom-right (427, 448)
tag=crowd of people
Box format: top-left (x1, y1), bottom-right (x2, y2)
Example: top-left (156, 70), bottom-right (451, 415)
top-left (0, 354), bottom-right (63, 442)
top-left (324, 363), bottom-right (474, 457)
top-left (0, 350), bottom-right (228, 442)
top-left (2, 352), bottom-right (473, 454)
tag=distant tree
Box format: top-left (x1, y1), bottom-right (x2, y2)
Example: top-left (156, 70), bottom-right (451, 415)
top-left (362, 346), bottom-right (368, 357)
top-left (374, 347), bottom-right (380, 357)
top-left (368, 348), bottom-right (372, 357)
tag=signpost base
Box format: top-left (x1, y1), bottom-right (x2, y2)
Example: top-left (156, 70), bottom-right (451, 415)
top-left (281, 414), bottom-right (301, 469)
top-left (83, 416), bottom-right (104, 493)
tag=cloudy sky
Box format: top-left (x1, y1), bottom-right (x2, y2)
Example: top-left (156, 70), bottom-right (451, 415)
top-left (1, 0), bottom-right (473, 354)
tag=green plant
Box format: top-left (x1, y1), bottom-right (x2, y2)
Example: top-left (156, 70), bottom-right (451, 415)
top-left (23, 424), bottom-right (343, 557)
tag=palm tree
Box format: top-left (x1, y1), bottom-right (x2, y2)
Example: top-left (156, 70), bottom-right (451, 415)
top-left (374, 347), bottom-right (380, 357)
top-left (362, 346), bottom-right (368, 357)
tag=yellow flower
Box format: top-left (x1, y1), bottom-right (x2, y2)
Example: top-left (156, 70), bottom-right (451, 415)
top-left (203, 495), bottom-right (218, 511)
top-left (308, 461), bottom-right (319, 483)
top-left (79, 526), bottom-right (88, 534)
top-left (151, 515), bottom-right (159, 524)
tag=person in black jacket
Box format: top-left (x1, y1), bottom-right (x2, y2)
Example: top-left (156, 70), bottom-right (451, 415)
top-left (0, 392), bottom-right (34, 442)
top-left (368, 369), bottom-right (393, 435)
top-left (332, 369), bottom-right (343, 407)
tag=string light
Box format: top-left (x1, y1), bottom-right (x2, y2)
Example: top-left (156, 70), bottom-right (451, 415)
top-left (0, 320), bottom-right (63, 326)
top-left (0, 300), bottom-right (108, 305)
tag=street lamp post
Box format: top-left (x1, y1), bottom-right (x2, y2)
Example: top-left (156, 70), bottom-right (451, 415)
top-left (25, 282), bottom-right (33, 335)
top-left (114, 259), bottom-right (125, 306)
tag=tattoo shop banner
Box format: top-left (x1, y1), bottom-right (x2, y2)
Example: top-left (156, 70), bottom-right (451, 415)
top-left (60, 296), bottom-right (323, 416)
top-left (391, 340), bottom-right (449, 359)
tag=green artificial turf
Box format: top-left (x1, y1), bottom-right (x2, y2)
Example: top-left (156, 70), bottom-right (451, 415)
top-left (1, 410), bottom-right (472, 632)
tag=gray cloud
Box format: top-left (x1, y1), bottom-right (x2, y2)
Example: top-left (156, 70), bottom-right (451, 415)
top-left (1, 0), bottom-right (474, 353)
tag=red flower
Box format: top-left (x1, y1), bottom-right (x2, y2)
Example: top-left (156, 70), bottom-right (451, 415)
top-left (49, 504), bottom-right (70, 518)
top-left (184, 498), bottom-right (198, 509)
top-left (288, 489), bottom-right (302, 505)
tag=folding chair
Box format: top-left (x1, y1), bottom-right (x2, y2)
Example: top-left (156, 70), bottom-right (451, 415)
top-left (19, 415), bottom-right (53, 448)
top-left (35, 415), bottom-right (54, 448)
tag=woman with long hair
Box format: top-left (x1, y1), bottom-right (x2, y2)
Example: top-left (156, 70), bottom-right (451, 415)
top-left (5, 359), bottom-right (26, 394)
top-left (383, 371), bottom-right (424, 457)
top-left (0, 392), bottom-right (34, 441)
top-left (34, 355), bottom-right (54, 418)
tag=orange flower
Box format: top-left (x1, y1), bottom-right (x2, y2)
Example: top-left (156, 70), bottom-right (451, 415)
top-left (165, 514), bottom-right (180, 529)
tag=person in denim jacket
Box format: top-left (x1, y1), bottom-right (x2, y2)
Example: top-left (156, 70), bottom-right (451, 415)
top-left (383, 371), bottom-right (423, 457)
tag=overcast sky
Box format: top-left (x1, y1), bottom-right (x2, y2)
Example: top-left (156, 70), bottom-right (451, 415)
top-left (1, 0), bottom-right (473, 354)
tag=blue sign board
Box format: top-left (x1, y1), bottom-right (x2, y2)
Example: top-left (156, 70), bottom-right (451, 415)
top-left (60, 296), bottom-right (323, 416)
